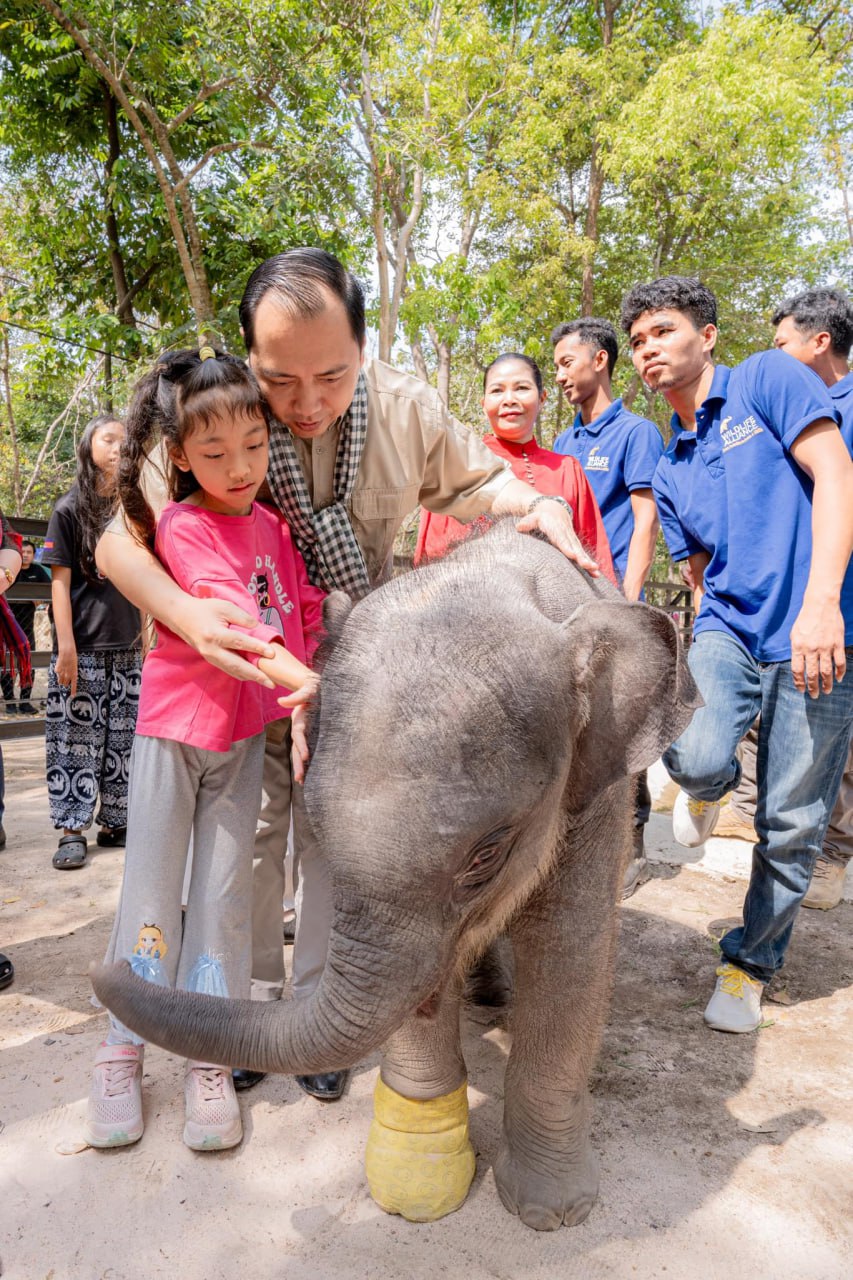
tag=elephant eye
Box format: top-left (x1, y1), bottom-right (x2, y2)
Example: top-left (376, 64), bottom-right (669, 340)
top-left (452, 828), bottom-right (514, 902)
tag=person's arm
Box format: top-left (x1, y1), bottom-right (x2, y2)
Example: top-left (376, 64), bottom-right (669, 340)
top-left (622, 489), bottom-right (660, 602)
top-left (96, 525), bottom-right (277, 687)
top-left (680, 551), bottom-right (711, 617)
top-left (492, 478), bottom-right (601, 576)
top-left (50, 566), bottom-right (78, 695)
top-left (788, 420), bottom-right (853, 697)
top-left (0, 547), bottom-right (22, 597)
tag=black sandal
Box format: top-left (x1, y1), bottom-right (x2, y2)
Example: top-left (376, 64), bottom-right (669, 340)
top-left (0, 953), bottom-right (13, 990)
top-left (52, 833), bottom-right (88, 870)
top-left (96, 827), bottom-right (127, 847)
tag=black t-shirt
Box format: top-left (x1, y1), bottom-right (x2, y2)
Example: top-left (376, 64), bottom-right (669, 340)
top-left (43, 485), bottom-right (141, 651)
top-left (8, 560), bottom-right (50, 638)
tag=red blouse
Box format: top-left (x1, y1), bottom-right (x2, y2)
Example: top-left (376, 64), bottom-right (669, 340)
top-left (414, 434), bottom-right (616, 584)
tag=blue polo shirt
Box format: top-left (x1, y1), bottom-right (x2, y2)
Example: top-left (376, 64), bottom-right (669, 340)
top-left (829, 370), bottom-right (853, 451)
top-left (553, 399), bottom-right (663, 579)
top-left (653, 349), bottom-right (851, 663)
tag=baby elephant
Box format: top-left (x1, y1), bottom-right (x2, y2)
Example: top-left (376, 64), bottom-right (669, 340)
top-left (93, 521), bottom-right (699, 1231)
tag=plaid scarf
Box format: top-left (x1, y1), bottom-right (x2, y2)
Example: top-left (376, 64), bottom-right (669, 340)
top-left (266, 372), bottom-right (372, 598)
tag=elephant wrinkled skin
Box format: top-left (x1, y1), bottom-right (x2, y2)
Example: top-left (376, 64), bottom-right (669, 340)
top-left (92, 520), bottom-right (700, 1230)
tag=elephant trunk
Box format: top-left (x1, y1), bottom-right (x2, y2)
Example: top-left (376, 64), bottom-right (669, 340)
top-left (90, 904), bottom-right (443, 1073)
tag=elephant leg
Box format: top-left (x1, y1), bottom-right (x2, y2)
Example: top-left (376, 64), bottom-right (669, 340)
top-left (366, 976), bottom-right (475, 1222)
top-left (494, 785), bottom-right (629, 1231)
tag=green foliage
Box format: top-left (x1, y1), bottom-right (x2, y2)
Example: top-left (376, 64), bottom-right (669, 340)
top-left (0, 0), bottom-right (849, 512)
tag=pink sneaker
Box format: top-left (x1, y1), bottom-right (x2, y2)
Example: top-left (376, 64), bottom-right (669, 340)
top-left (183, 1062), bottom-right (242, 1151)
top-left (85, 1042), bottom-right (144, 1148)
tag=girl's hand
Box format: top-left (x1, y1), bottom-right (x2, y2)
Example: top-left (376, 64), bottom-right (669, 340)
top-left (277, 672), bottom-right (320, 710)
top-left (290, 703), bottom-right (312, 785)
top-left (55, 649), bottom-right (78, 696)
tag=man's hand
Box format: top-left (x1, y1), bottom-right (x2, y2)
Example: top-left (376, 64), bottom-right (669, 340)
top-left (173, 597), bottom-right (277, 687)
top-left (790, 596), bottom-right (846, 697)
top-left (290, 703), bottom-right (311, 784)
top-left (515, 499), bottom-right (601, 576)
top-left (55, 647), bottom-right (78, 697)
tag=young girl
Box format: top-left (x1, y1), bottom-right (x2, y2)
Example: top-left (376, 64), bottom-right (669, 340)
top-left (43, 416), bottom-right (143, 869)
top-left (86, 347), bottom-right (324, 1152)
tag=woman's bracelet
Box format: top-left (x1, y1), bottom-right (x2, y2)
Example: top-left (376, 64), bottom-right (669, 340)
top-left (526, 494), bottom-right (574, 520)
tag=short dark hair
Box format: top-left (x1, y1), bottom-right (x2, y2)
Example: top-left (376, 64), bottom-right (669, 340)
top-left (239, 248), bottom-right (366, 352)
top-left (21, 539), bottom-right (35, 551)
top-left (771, 287), bottom-right (853, 359)
top-left (550, 318), bottom-right (619, 376)
top-left (620, 276), bottom-right (717, 333)
top-left (483, 353), bottom-right (543, 394)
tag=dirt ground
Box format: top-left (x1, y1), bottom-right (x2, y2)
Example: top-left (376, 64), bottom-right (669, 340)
top-left (0, 741), bottom-right (851, 1280)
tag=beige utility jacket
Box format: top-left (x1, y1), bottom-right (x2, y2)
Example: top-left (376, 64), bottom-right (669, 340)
top-left (119, 358), bottom-right (513, 586)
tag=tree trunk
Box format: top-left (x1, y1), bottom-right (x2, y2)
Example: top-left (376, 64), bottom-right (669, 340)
top-left (0, 316), bottom-right (23, 514)
top-left (103, 87), bottom-right (136, 330)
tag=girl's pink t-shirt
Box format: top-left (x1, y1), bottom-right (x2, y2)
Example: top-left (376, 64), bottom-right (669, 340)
top-left (135, 500), bottom-right (326, 753)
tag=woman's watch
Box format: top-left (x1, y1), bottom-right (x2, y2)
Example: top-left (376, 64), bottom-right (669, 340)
top-left (526, 494), bottom-right (573, 520)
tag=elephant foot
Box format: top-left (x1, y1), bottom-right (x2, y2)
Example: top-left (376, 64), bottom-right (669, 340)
top-left (493, 1137), bottom-right (599, 1231)
top-left (365, 1077), bottom-right (476, 1223)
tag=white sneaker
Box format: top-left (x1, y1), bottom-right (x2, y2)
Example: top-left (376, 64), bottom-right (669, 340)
top-left (183, 1062), bottom-right (242, 1151)
top-left (703, 963), bottom-right (764, 1033)
top-left (802, 857), bottom-right (847, 910)
top-left (86, 1042), bottom-right (144, 1147)
top-left (672, 791), bottom-right (722, 847)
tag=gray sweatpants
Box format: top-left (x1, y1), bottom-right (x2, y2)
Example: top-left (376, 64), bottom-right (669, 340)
top-left (104, 732), bottom-right (266, 1044)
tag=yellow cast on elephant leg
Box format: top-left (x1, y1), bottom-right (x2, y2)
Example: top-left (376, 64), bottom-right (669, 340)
top-left (365, 1077), bottom-right (476, 1222)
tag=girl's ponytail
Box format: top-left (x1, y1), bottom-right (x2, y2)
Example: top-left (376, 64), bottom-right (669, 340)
top-left (119, 364), bottom-right (166, 551)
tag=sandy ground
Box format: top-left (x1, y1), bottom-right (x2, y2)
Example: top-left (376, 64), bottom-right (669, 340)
top-left (0, 743), bottom-right (851, 1280)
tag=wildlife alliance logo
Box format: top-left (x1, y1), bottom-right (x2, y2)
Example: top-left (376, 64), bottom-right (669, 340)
top-left (585, 445), bottom-right (610, 472)
top-left (720, 414), bottom-right (763, 453)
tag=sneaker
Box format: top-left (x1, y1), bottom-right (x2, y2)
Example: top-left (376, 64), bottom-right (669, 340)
top-left (714, 805), bottom-right (757, 843)
top-left (703, 963), bottom-right (763, 1033)
top-left (803, 857), bottom-right (848, 911)
top-left (672, 791), bottom-right (722, 847)
top-left (183, 1062), bottom-right (242, 1150)
top-left (18, 701), bottom-right (37, 716)
top-left (85, 1042), bottom-right (144, 1147)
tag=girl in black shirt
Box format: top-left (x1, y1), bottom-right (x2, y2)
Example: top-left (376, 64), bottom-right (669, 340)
top-left (42, 416), bottom-right (142, 870)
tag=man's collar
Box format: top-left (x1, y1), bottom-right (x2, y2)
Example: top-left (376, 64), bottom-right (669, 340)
top-left (572, 397), bottom-right (623, 436)
top-left (829, 371), bottom-right (853, 398)
top-left (669, 365), bottom-right (731, 437)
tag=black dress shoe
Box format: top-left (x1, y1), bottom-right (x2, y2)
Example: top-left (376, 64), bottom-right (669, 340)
top-left (232, 1067), bottom-right (267, 1090)
top-left (295, 1070), bottom-right (349, 1101)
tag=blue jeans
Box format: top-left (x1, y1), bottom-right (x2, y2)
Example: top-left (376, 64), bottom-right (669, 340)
top-left (664, 630), bottom-right (853, 983)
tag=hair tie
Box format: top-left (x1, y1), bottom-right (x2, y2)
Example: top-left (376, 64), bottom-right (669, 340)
top-left (199, 345), bottom-right (216, 361)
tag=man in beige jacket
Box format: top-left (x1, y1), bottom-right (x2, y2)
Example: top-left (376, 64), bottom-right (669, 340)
top-left (97, 248), bottom-right (604, 1101)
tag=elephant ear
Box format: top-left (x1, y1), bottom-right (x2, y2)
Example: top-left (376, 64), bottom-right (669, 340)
top-left (563, 600), bottom-right (702, 798)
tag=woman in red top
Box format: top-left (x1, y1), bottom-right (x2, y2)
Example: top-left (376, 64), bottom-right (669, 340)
top-left (415, 354), bottom-right (616, 581)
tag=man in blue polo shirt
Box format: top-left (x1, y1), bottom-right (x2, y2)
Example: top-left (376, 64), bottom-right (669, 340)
top-left (621, 275), bottom-right (853, 1033)
top-left (552, 318), bottom-right (663, 600)
top-left (551, 317), bottom-right (664, 897)
top-left (772, 287), bottom-right (853, 910)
